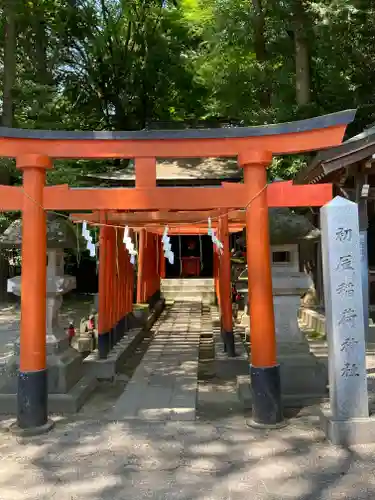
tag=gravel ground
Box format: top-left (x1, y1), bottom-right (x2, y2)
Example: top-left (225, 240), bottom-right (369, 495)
top-left (0, 410), bottom-right (375, 500)
top-left (0, 298), bottom-right (375, 499)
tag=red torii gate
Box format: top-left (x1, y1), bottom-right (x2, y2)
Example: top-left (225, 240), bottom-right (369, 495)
top-left (70, 179), bottom-right (332, 363)
top-left (0, 109), bottom-right (355, 433)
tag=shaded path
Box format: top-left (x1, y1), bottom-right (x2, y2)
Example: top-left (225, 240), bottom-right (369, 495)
top-left (110, 302), bottom-right (202, 421)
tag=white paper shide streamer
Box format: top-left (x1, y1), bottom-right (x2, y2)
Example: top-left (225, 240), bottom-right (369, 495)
top-left (82, 221), bottom-right (96, 257)
top-left (162, 226), bottom-right (174, 264)
top-left (208, 217), bottom-right (223, 254)
top-left (123, 226), bottom-right (137, 266)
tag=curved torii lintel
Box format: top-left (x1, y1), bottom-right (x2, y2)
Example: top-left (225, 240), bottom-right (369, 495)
top-left (0, 110), bottom-right (356, 158)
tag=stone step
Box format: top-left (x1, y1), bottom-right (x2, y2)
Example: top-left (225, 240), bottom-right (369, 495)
top-left (161, 289), bottom-right (215, 305)
top-left (162, 278), bottom-right (214, 287)
top-left (161, 289), bottom-right (215, 296)
top-left (161, 286), bottom-right (214, 292)
top-left (161, 280), bottom-right (215, 294)
top-left (161, 290), bottom-right (215, 296)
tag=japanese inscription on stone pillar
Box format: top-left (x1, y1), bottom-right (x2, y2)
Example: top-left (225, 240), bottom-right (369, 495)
top-left (321, 196), bottom-right (369, 420)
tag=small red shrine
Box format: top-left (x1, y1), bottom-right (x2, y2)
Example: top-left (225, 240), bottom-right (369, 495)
top-left (181, 257), bottom-right (201, 277)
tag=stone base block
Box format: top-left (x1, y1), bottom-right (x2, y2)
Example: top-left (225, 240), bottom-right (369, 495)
top-left (71, 334), bottom-right (94, 353)
top-left (84, 299), bottom-right (165, 381)
top-left (214, 335), bottom-right (248, 380)
top-left (238, 342), bottom-right (328, 398)
top-left (366, 325), bottom-right (375, 352)
top-left (214, 358), bottom-right (249, 380)
top-left (47, 347), bottom-right (83, 393)
top-left (320, 406), bottom-right (375, 445)
top-left (0, 345), bottom-right (85, 396)
top-left (237, 375), bottom-right (329, 409)
top-left (133, 298), bottom-right (165, 328)
top-left (277, 340), bottom-right (311, 356)
top-left (0, 374), bottom-right (97, 414)
top-left (277, 351), bottom-right (328, 396)
top-left (84, 328), bottom-right (144, 380)
top-left (132, 308), bottom-right (149, 326)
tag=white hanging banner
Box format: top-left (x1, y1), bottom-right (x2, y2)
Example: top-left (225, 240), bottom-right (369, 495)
top-left (122, 226), bottom-right (137, 265)
top-left (82, 221), bottom-right (89, 239)
top-left (82, 221), bottom-right (96, 257)
top-left (123, 225), bottom-right (130, 244)
top-left (162, 226), bottom-right (174, 263)
top-left (209, 225), bottom-right (223, 254)
top-left (163, 241), bottom-right (172, 255)
top-left (168, 252), bottom-right (174, 265)
top-left (87, 240), bottom-right (96, 257)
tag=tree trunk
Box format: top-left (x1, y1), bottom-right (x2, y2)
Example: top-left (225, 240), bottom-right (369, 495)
top-left (293, 0), bottom-right (311, 106)
top-left (251, 0), bottom-right (271, 108)
top-left (30, 1), bottom-right (54, 127)
top-left (2, 0), bottom-right (16, 131)
top-left (0, 0), bottom-right (17, 302)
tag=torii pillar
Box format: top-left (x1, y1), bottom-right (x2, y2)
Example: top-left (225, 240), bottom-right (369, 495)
top-left (219, 212), bottom-right (235, 356)
top-left (135, 157), bottom-right (157, 304)
top-left (239, 151), bottom-right (284, 427)
top-left (137, 229), bottom-right (146, 303)
top-left (98, 214), bottom-right (110, 358)
top-left (16, 154), bottom-right (54, 434)
top-left (159, 235), bottom-right (166, 279)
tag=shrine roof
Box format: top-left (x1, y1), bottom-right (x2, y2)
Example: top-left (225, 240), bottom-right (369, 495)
top-left (83, 157), bottom-right (241, 185)
top-left (294, 126), bottom-right (375, 185)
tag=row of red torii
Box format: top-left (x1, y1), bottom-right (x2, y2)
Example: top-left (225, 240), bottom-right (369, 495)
top-left (0, 109), bottom-right (355, 433)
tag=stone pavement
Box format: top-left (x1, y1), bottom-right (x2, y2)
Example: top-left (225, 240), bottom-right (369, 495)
top-left (110, 301), bottom-right (202, 421)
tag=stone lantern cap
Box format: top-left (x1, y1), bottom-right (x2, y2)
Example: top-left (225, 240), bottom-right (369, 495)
top-left (268, 208), bottom-right (319, 245)
top-left (236, 208), bottom-right (319, 246)
top-left (0, 213), bottom-right (80, 249)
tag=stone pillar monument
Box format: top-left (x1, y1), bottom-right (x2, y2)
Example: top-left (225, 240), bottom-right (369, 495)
top-left (320, 196), bottom-right (375, 445)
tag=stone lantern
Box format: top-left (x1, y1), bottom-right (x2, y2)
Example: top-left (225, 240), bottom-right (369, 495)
top-left (237, 208), bottom-right (327, 401)
top-left (0, 215), bottom-right (95, 412)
